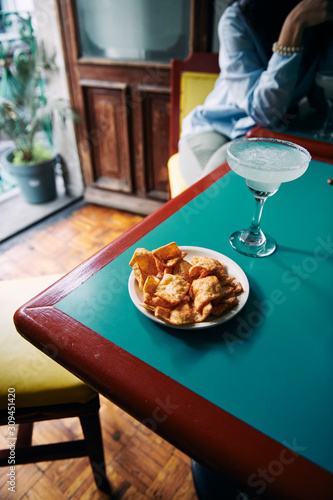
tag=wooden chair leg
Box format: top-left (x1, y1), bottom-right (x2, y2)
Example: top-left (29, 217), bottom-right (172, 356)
top-left (17, 422), bottom-right (34, 447)
top-left (79, 412), bottom-right (111, 493)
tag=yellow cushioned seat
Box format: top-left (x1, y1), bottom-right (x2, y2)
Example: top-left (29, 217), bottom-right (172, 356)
top-left (0, 275), bottom-right (97, 409)
top-left (167, 153), bottom-right (188, 199)
top-left (0, 275), bottom-right (110, 492)
top-left (168, 64), bottom-right (218, 198)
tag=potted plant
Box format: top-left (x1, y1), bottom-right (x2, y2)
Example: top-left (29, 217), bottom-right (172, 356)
top-left (0, 12), bottom-right (77, 204)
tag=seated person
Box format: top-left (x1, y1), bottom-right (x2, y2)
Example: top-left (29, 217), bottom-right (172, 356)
top-left (179, 0), bottom-right (333, 187)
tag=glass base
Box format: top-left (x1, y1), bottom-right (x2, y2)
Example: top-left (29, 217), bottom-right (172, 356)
top-left (230, 230), bottom-right (276, 257)
top-left (313, 129), bottom-right (333, 140)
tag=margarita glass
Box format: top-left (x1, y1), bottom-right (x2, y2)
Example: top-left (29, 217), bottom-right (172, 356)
top-left (227, 137), bottom-right (311, 257)
top-left (315, 71), bottom-right (333, 139)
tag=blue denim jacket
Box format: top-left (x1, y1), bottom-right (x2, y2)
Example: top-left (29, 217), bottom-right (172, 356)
top-left (181, 3), bottom-right (333, 140)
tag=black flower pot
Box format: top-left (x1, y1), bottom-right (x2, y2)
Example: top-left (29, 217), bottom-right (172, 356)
top-left (3, 150), bottom-right (57, 204)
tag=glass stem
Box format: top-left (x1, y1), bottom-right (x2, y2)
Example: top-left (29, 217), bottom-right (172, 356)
top-left (249, 196), bottom-right (266, 236)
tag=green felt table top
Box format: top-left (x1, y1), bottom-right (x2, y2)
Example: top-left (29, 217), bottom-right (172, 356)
top-left (57, 159), bottom-right (333, 474)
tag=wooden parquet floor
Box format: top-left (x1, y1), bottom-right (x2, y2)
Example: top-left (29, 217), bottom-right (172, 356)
top-left (0, 202), bottom-right (199, 500)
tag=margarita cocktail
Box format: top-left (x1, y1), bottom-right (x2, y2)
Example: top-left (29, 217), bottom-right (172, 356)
top-left (315, 71), bottom-right (333, 139)
top-left (227, 138), bottom-right (311, 257)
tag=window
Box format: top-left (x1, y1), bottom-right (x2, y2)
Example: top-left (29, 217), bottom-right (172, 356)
top-left (75, 0), bottom-right (192, 63)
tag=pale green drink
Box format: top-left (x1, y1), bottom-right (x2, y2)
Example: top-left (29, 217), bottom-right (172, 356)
top-left (227, 140), bottom-right (310, 192)
top-left (227, 137), bottom-right (311, 257)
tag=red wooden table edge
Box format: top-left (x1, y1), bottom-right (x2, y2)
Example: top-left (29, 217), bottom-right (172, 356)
top-left (246, 126), bottom-right (333, 164)
top-left (14, 162), bottom-right (333, 500)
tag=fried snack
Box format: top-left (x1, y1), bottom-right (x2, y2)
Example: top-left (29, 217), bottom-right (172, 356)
top-left (155, 302), bottom-right (193, 325)
top-left (152, 242), bottom-right (187, 273)
top-left (143, 276), bottom-right (171, 307)
top-left (191, 276), bottom-right (224, 312)
top-left (193, 302), bottom-right (213, 322)
top-left (129, 248), bottom-right (158, 275)
top-left (211, 296), bottom-right (238, 316)
top-left (233, 282), bottom-right (244, 295)
top-left (132, 263), bottom-right (148, 291)
top-left (155, 274), bottom-right (190, 306)
top-left (173, 259), bottom-right (192, 282)
top-left (143, 275), bottom-right (160, 295)
top-left (189, 256), bottom-right (225, 281)
top-left (153, 241), bottom-right (181, 262)
top-left (155, 301), bottom-right (212, 326)
top-left (145, 295), bottom-right (171, 308)
top-left (130, 242), bottom-right (244, 326)
top-left (218, 274), bottom-right (236, 286)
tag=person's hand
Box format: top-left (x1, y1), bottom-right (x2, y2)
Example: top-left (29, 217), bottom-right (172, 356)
top-left (289, 0), bottom-right (333, 29)
top-left (278, 0), bottom-right (333, 46)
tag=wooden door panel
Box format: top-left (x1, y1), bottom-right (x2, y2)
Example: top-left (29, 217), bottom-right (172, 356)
top-left (84, 85), bottom-right (132, 193)
top-left (56, 0), bottom-right (214, 213)
top-left (140, 87), bottom-right (170, 200)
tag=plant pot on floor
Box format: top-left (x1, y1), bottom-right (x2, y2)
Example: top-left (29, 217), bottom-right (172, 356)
top-left (3, 150), bottom-right (57, 204)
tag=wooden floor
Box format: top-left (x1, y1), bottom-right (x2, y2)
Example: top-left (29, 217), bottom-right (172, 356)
top-left (0, 202), bottom-right (199, 500)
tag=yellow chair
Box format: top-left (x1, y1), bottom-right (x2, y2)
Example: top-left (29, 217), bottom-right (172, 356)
top-left (168, 52), bottom-right (220, 198)
top-left (0, 275), bottom-right (110, 492)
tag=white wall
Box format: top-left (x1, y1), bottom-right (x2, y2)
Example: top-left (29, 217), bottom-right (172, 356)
top-left (1, 0), bottom-right (34, 11)
top-left (31, 0), bottom-right (84, 197)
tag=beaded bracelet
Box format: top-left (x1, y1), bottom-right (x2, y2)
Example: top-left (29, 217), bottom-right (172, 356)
top-left (272, 42), bottom-right (304, 57)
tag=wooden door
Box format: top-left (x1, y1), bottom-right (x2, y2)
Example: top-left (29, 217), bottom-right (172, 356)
top-left (56, 0), bottom-right (214, 215)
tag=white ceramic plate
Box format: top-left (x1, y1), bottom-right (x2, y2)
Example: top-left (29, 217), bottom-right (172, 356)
top-left (128, 246), bottom-right (250, 330)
